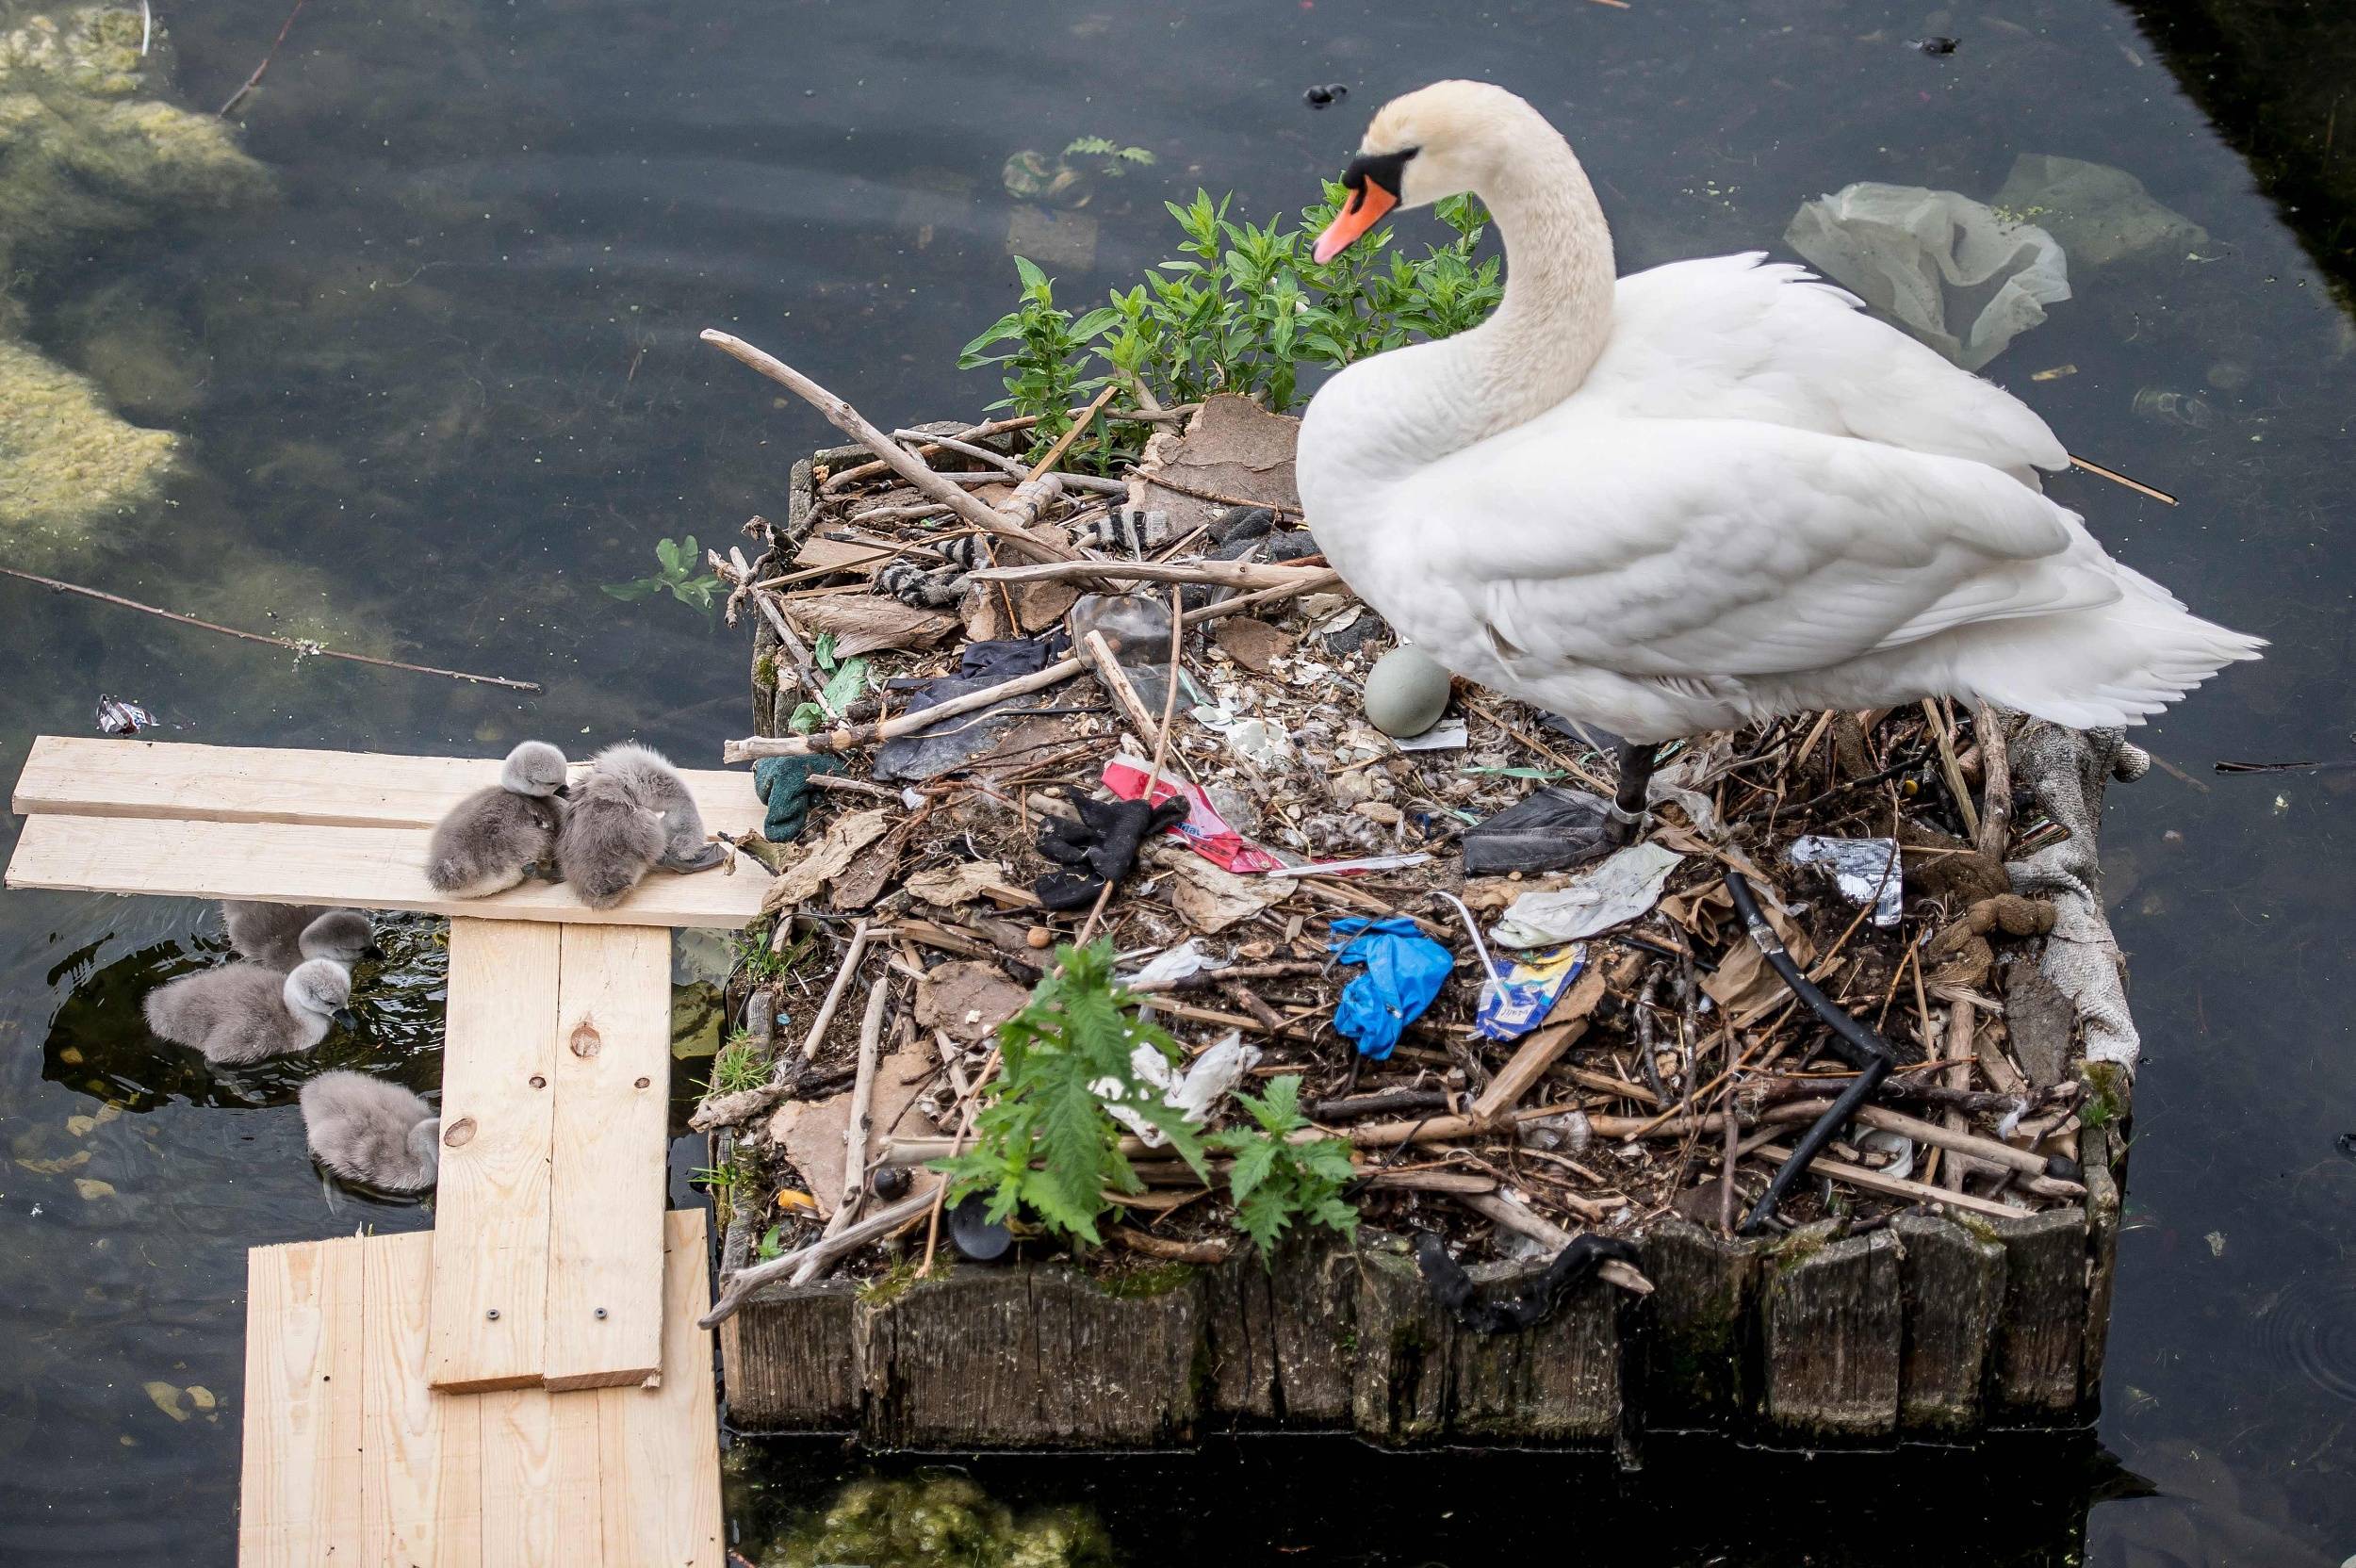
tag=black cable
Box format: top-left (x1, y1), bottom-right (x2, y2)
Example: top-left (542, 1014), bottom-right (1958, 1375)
top-left (1723, 871), bottom-right (1897, 1233)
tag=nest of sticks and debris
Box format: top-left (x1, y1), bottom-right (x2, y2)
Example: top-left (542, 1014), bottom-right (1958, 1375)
top-left (686, 337), bottom-right (2130, 1319)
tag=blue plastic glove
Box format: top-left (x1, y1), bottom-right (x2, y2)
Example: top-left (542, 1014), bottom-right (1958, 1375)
top-left (1330, 916), bottom-right (1454, 1060)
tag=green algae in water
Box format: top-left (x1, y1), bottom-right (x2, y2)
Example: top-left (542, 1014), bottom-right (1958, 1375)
top-left (771, 1474), bottom-right (1113, 1568)
top-left (0, 3), bottom-right (271, 560)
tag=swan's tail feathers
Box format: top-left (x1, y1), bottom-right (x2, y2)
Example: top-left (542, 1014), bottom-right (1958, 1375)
top-left (1957, 584), bottom-right (2264, 729)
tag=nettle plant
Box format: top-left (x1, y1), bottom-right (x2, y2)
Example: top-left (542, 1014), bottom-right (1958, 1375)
top-left (936, 940), bottom-right (1361, 1257)
top-left (958, 186), bottom-right (1498, 463)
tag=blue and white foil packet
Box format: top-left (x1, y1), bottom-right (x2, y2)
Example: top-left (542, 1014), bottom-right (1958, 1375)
top-left (1474, 942), bottom-right (1587, 1042)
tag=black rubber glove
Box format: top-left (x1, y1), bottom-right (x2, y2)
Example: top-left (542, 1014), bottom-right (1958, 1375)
top-left (1033, 793), bottom-right (1191, 911)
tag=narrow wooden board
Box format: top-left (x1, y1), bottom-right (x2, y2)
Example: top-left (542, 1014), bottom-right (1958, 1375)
top-left (5, 813), bottom-right (768, 927)
top-left (361, 1232), bottom-right (483, 1568)
top-left (429, 920), bottom-right (563, 1392)
top-left (13, 735), bottom-right (762, 838)
top-left (543, 924), bottom-right (674, 1391)
top-left (597, 1210), bottom-right (725, 1566)
top-left (237, 1236), bottom-right (367, 1566)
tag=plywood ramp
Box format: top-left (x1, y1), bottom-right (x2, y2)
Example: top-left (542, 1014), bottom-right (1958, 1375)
top-left (13, 735), bottom-right (762, 838)
top-left (239, 1211), bottom-right (722, 1568)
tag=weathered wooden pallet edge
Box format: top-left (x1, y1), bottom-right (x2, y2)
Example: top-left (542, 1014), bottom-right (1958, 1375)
top-left (713, 1212), bottom-right (2110, 1449)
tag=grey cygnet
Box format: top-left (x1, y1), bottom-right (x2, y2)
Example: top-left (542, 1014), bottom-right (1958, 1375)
top-left (556, 742), bottom-right (726, 909)
top-left (221, 903), bottom-right (383, 971)
top-left (142, 957), bottom-right (356, 1065)
top-left (425, 741), bottom-right (569, 898)
top-left (300, 1070), bottom-right (440, 1191)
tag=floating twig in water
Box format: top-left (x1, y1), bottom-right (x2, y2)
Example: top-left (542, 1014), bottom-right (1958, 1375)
top-left (0, 566), bottom-right (543, 692)
top-left (2068, 452), bottom-right (2177, 506)
top-left (219, 0), bottom-right (314, 118)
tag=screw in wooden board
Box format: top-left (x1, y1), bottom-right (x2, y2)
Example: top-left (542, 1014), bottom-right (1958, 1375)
top-left (634, 1076), bottom-right (650, 1089)
top-left (595, 1307), bottom-right (608, 1320)
top-left (485, 1308), bottom-right (500, 1321)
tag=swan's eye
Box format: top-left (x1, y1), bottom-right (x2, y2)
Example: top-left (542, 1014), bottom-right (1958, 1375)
top-left (1342, 146), bottom-right (1419, 205)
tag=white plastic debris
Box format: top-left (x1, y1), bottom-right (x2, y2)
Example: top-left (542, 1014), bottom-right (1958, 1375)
top-left (1855, 1129), bottom-right (1916, 1182)
top-left (1393, 718), bottom-right (1470, 753)
top-left (1492, 841), bottom-right (1685, 948)
top-left (1124, 939), bottom-right (1219, 990)
top-left (1785, 182), bottom-right (2070, 369)
top-left (1518, 1109), bottom-right (1593, 1154)
top-left (1097, 1030), bottom-right (1262, 1147)
top-left (1788, 836), bottom-right (1903, 927)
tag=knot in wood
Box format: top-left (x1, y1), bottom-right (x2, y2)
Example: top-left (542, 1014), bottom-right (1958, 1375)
top-left (443, 1117), bottom-right (477, 1147)
top-left (570, 1020), bottom-right (602, 1058)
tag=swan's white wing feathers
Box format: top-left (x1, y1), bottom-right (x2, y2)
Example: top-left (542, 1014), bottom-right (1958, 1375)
top-left (1410, 416), bottom-right (2106, 680)
top-left (1591, 253), bottom-right (2069, 482)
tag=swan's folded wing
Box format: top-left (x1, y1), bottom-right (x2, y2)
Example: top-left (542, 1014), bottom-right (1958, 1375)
top-left (1595, 253), bottom-right (2068, 482)
top-left (1418, 417), bottom-right (2112, 680)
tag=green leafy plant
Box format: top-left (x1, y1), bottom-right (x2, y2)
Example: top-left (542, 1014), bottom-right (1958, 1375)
top-left (787, 629), bottom-right (869, 735)
top-left (957, 255), bottom-right (1122, 461)
top-left (1210, 1074), bottom-right (1359, 1261)
top-left (602, 535), bottom-right (720, 619)
top-left (960, 184), bottom-right (1498, 461)
top-left (935, 940), bottom-right (1208, 1246)
top-left (755, 1223), bottom-right (785, 1262)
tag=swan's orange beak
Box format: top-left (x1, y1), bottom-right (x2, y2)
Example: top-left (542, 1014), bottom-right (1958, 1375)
top-left (1313, 178), bottom-right (1398, 263)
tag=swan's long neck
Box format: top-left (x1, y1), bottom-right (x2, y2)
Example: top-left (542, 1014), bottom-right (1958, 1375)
top-left (1455, 131), bottom-right (1617, 439)
top-left (1312, 122), bottom-right (1615, 487)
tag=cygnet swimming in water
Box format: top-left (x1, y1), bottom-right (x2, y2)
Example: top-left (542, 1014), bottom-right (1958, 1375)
top-left (220, 902), bottom-right (383, 972)
top-left (556, 742), bottom-right (726, 909)
top-left (425, 741), bottom-right (569, 898)
top-left (142, 957), bottom-right (356, 1065)
top-left (300, 1070), bottom-right (440, 1192)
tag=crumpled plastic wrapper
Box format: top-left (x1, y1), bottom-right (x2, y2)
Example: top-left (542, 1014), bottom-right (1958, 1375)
top-left (1492, 842), bottom-right (1684, 948)
top-left (1785, 182), bottom-right (2071, 369)
top-left (1788, 835), bottom-right (1903, 927)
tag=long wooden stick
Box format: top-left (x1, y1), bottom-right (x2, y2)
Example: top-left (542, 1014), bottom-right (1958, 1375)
top-left (699, 330), bottom-right (1079, 563)
top-left (0, 565), bottom-right (541, 692)
top-left (726, 658), bottom-right (1081, 762)
top-left (1024, 384), bottom-right (1120, 482)
top-left (793, 976), bottom-right (891, 1283)
top-left (969, 559), bottom-right (1329, 591)
top-left (700, 1187), bottom-right (938, 1327)
top-left (798, 920), bottom-right (872, 1060)
top-left (1747, 1139), bottom-right (2031, 1219)
top-left (1457, 1190), bottom-right (1653, 1294)
top-left (1974, 702), bottom-right (2013, 860)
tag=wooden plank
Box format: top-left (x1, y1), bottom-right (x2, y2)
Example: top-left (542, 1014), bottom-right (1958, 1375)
top-left (12, 735), bottom-right (761, 838)
top-left (478, 1383), bottom-right (609, 1567)
top-left (597, 1210), bottom-right (725, 1567)
top-left (5, 813), bottom-right (768, 927)
top-left (359, 1232), bottom-right (482, 1568)
top-left (238, 1237), bottom-right (366, 1566)
top-left (544, 924), bottom-right (673, 1390)
top-left (1991, 1208), bottom-right (2088, 1416)
top-left (428, 920), bottom-right (563, 1392)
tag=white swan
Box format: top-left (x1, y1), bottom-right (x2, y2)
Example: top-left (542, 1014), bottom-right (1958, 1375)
top-left (1298, 81), bottom-right (2260, 823)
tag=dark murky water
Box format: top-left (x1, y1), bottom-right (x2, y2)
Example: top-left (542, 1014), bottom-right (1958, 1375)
top-left (2, 0), bottom-right (2351, 1562)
